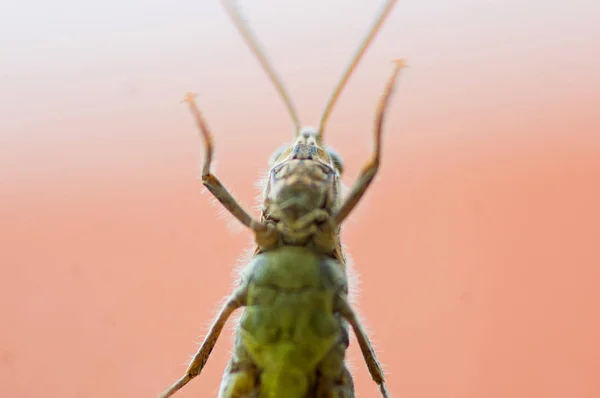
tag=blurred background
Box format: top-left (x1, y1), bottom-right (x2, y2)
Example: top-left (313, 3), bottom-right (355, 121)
top-left (1, 0), bottom-right (599, 397)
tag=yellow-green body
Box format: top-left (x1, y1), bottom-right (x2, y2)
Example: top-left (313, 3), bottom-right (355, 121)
top-left (219, 246), bottom-right (353, 398)
top-left (159, 1), bottom-right (401, 395)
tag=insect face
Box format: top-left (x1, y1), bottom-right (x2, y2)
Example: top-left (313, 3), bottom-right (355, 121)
top-left (264, 127), bottom-right (343, 222)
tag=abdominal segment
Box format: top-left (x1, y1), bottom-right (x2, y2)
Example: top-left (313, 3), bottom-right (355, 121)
top-left (218, 284), bottom-right (351, 397)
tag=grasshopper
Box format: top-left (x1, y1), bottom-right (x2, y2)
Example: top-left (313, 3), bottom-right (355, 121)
top-left (160, 0), bottom-right (406, 396)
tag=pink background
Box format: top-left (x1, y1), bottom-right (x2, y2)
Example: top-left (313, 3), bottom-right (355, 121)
top-left (1, 1), bottom-right (599, 397)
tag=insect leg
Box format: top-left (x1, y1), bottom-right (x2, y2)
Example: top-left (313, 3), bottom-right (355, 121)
top-left (336, 295), bottom-right (390, 398)
top-left (182, 93), bottom-right (278, 246)
top-left (334, 60), bottom-right (407, 225)
top-left (159, 287), bottom-right (247, 398)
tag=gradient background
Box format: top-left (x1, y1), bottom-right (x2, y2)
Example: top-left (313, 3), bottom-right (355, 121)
top-left (1, 0), bottom-right (599, 397)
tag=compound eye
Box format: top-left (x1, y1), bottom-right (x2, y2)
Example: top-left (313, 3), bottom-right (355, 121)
top-left (325, 146), bottom-right (344, 175)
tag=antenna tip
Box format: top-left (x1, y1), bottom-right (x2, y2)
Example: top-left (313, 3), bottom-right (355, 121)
top-left (181, 92), bottom-right (198, 104)
top-left (393, 58), bottom-right (408, 69)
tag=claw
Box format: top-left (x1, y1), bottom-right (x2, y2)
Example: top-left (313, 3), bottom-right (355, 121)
top-left (393, 58), bottom-right (408, 69)
top-left (181, 92), bottom-right (198, 104)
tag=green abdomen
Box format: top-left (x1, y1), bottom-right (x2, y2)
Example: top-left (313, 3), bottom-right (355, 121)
top-left (238, 246), bottom-right (345, 397)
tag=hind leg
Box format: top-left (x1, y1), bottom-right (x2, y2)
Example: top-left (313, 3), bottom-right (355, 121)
top-left (218, 334), bottom-right (260, 398)
top-left (336, 296), bottom-right (389, 397)
top-left (315, 327), bottom-right (355, 398)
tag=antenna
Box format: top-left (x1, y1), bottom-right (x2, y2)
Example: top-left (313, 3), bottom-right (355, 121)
top-left (222, 0), bottom-right (302, 135)
top-left (318, 0), bottom-right (399, 139)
